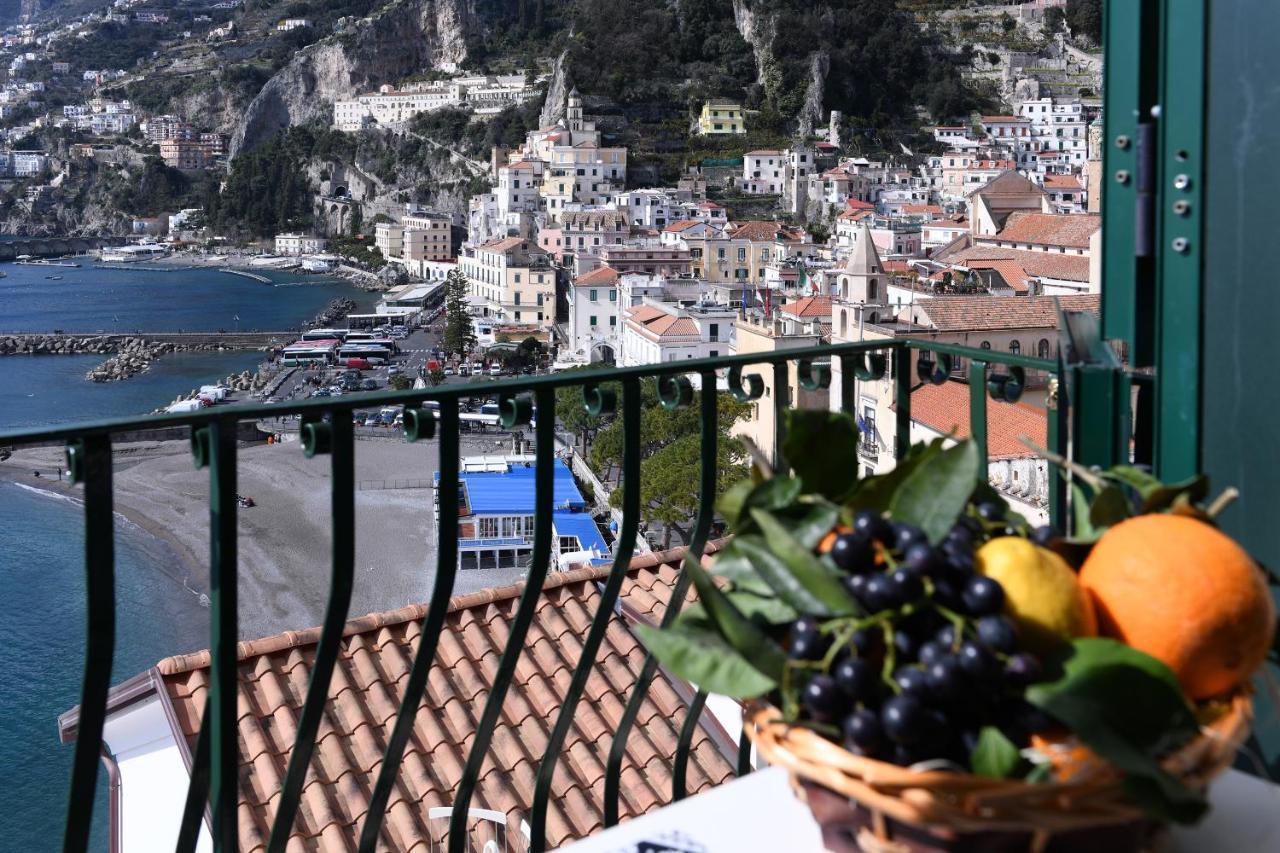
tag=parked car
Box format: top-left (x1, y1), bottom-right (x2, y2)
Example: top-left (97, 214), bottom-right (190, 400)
top-left (363, 415), bottom-right (379, 427)
top-left (361, 378), bottom-right (378, 391)
top-left (443, 365), bottom-right (455, 376)
top-left (488, 365), bottom-right (502, 377)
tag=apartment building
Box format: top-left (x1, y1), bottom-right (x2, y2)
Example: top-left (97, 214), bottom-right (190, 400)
top-left (458, 237), bottom-right (555, 326)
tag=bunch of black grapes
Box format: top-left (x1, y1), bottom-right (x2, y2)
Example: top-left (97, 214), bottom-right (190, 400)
top-left (787, 505), bottom-right (1053, 768)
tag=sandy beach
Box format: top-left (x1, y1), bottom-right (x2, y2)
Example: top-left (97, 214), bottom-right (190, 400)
top-left (0, 432), bottom-right (526, 641)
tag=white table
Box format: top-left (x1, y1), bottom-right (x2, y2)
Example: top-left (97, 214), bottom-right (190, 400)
top-left (559, 766), bottom-right (1280, 852)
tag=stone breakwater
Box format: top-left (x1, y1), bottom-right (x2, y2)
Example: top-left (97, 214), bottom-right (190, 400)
top-left (0, 334), bottom-right (233, 382)
top-left (311, 298), bottom-right (357, 327)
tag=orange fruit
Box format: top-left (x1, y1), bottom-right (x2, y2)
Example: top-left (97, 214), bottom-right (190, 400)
top-left (1030, 733), bottom-right (1106, 782)
top-left (817, 525), bottom-right (851, 555)
top-left (1079, 515), bottom-right (1275, 700)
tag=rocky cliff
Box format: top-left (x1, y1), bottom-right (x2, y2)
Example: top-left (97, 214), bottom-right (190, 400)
top-left (231, 0), bottom-right (479, 158)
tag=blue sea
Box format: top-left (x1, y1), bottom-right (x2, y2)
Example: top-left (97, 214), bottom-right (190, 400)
top-left (0, 261), bottom-right (372, 849)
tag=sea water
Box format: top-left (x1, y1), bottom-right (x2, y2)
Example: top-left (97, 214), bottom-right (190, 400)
top-left (0, 263), bottom-right (371, 848)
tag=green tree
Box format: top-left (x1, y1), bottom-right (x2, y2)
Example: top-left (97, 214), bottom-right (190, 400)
top-left (441, 267), bottom-right (476, 356)
top-left (1066, 0), bottom-right (1103, 44)
top-left (388, 373), bottom-right (412, 390)
top-left (588, 380), bottom-right (750, 547)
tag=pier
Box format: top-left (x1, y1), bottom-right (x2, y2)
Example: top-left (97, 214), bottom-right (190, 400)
top-left (218, 268), bottom-right (272, 283)
top-left (93, 263), bottom-right (198, 272)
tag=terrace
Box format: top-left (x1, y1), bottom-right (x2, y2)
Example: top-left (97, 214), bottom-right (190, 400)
top-left (9, 2), bottom-right (1280, 852)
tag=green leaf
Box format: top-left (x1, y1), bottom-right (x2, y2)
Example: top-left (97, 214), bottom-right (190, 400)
top-left (888, 440), bottom-right (981, 544)
top-left (709, 541), bottom-right (772, 596)
top-left (716, 477), bottom-right (756, 528)
top-left (1069, 482), bottom-right (1103, 544)
top-left (635, 622), bottom-right (777, 699)
top-left (1141, 474), bottom-right (1209, 513)
top-left (727, 588), bottom-right (799, 624)
top-left (1089, 484), bottom-right (1133, 528)
top-left (782, 500), bottom-right (840, 550)
top-left (747, 513), bottom-right (861, 616)
top-left (847, 437), bottom-right (945, 513)
top-left (1027, 638), bottom-right (1206, 824)
top-left (971, 726), bottom-right (1021, 779)
top-left (781, 409), bottom-right (861, 500)
top-left (680, 552), bottom-right (788, 682)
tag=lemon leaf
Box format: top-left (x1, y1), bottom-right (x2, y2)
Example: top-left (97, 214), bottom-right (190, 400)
top-left (889, 439), bottom-right (981, 544)
top-left (971, 726), bottom-right (1021, 779)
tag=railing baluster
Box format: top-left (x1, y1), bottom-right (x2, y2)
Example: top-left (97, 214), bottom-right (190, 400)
top-left (1048, 376), bottom-right (1068, 531)
top-left (737, 729), bottom-right (753, 777)
top-left (606, 368), bottom-right (718, 824)
top-left (267, 413), bottom-right (355, 852)
top-left (672, 689), bottom-right (709, 801)
top-left (969, 361), bottom-right (988, 471)
top-left (176, 705), bottom-right (210, 853)
top-left (447, 386), bottom-right (556, 853)
top-left (529, 378), bottom-right (639, 852)
top-left (358, 398), bottom-right (458, 852)
top-left (62, 435), bottom-right (115, 853)
top-left (839, 355), bottom-right (857, 417)
top-left (206, 418), bottom-right (239, 852)
top-left (772, 361), bottom-right (789, 476)
top-left (894, 347), bottom-right (912, 461)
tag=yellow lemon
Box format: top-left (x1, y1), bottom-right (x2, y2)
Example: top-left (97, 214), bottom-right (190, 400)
top-left (976, 536), bottom-right (1096, 655)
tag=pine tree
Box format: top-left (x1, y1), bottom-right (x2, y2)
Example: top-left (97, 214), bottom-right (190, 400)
top-left (442, 267), bottom-right (476, 357)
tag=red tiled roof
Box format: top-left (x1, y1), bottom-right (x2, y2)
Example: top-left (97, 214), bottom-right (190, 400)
top-left (574, 266), bottom-right (620, 286)
top-left (1043, 174), bottom-right (1083, 189)
top-left (994, 212), bottom-right (1100, 248)
top-left (781, 295), bottom-right (832, 318)
top-left (837, 209), bottom-right (874, 222)
top-left (480, 237), bottom-right (526, 252)
top-left (962, 258), bottom-right (1031, 293)
top-left (728, 221), bottom-right (805, 242)
top-left (881, 260), bottom-right (912, 273)
top-left (845, 199), bottom-right (875, 211)
top-left (894, 381), bottom-right (1047, 460)
top-left (662, 220), bottom-right (702, 233)
top-left (943, 245), bottom-right (1090, 283)
top-left (152, 548), bottom-right (735, 852)
top-left (917, 294), bottom-right (1100, 333)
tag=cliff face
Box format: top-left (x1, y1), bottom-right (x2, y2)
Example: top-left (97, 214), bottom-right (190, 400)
top-left (231, 0), bottom-right (479, 157)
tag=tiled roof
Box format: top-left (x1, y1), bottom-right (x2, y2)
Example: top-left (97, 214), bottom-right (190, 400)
top-left (480, 237), bottom-right (525, 252)
top-left (781, 295), bottom-right (832, 318)
top-left (917, 294), bottom-right (1099, 333)
top-left (1043, 174), bottom-right (1083, 189)
top-left (154, 548), bottom-right (735, 852)
top-left (837, 209), bottom-right (874, 222)
top-left (729, 221), bottom-right (804, 242)
top-left (662, 220), bottom-right (703, 233)
top-left (894, 381), bottom-right (1046, 460)
top-left (981, 115), bottom-right (1029, 123)
top-left (994, 212), bottom-right (1099, 248)
top-left (943, 245), bottom-right (1090, 282)
top-left (696, 201), bottom-right (723, 209)
top-left (901, 204), bottom-right (943, 216)
top-left (845, 199), bottom-right (875, 210)
top-left (968, 170), bottom-right (1047, 200)
top-left (573, 266), bottom-right (620, 286)
top-left (962, 258), bottom-right (1031, 293)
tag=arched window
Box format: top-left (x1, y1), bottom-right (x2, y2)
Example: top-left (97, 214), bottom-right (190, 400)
top-left (1038, 338), bottom-right (1051, 358)
top-left (980, 340), bottom-right (991, 350)
top-left (1009, 340), bottom-right (1021, 355)
top-left (868, 278), bottom-right (878, 301)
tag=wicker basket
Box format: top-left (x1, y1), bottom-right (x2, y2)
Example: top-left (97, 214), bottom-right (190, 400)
top-left (744, 693), bottom-right (1252, 853)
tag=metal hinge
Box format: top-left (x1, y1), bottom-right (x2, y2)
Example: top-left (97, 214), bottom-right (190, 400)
top-left (1134, 120), bottom-right (1156, 257)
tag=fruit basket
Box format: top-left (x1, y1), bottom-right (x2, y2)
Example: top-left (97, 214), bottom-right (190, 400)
top-left (635, 411), bottom-right (1276, 852)
top-left (745, 693), bottom-right (1252, 853)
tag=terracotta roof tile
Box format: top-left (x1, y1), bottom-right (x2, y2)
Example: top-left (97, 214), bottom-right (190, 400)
top-left (153, 547), bottom-right (732, 852)
top-left (782, 296), bottom-right (833, 318)
top-left (893, 380), bottom-right (1048, 460)
top-left (572, 266), bottom-right (620, 286)
top-left (944, 245), bottom-right (1091, 283)
top-left (1043, 174), bottom-right (1083, 189)
top-left (994, 212), bottom-right (1100, 248)
top-left (917, 294), bottom-right (1099, 333)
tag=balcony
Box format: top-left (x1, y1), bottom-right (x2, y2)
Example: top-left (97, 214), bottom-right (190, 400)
top-left (10, 337), bottom-right (1082, 852)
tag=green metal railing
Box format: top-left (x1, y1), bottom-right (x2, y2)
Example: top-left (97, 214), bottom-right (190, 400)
top-left (9, 338), bottom-right (1086, 853)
